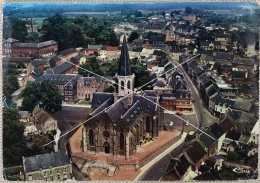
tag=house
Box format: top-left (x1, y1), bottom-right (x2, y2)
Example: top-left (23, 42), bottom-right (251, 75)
top-left (46, 61), bottom-right (77, 75)
top-left (22, 150), bottom-right (72, 181)
top-left (199, 128), bottom-right (218, 156)
top-left (49, 48), bottom-right (78, 68)
top-left (32, 106), bottom-right (59, 134)
top-left (209, 123), bottom-right (225, 153)
top-left (2, 38), bottom-right (19, 56)
top-left (183, 141), bottom-right (207, 172)
top-left (232, 57), bottom-right (255, 71)
top-left (209, 94), bottom-right (235, 117)
top-left (106, 46), bottom-right (119, 61)
top-left (35, 74), bottom-right (80, 103)
top-left (77, 76), bottom-right (105, 100)
top-left (248, 120), bottom-right (259, 145)
top-left (86, 44), bottom-right (102, 55)
top-left (27, 60), bottom-right (46, 75)
top-left (19, 111), bottom-right (29, 123)
top-left (23, 18), bottom-right (38, 33)
top-left (182, 14), bottom-right (196, 24)
top-left (200, 41), bottom-right (221, 51)
top-left (205, 83), bottom-right (219, 108)
top-left (233, 98), bottom-right (252, 112)
top-left (171, 49), bottom-right (185, 60)
top-left (11, 40), bottom-right (58, 57)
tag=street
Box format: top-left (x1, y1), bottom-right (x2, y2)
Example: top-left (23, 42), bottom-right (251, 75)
top-left (170, 57), bottom-right (217, 130)
top-left (139, 142), bottom-right (186, 181)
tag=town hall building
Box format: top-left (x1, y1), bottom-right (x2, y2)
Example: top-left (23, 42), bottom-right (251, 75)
top-left (81, 36), bottom-right (165, 159)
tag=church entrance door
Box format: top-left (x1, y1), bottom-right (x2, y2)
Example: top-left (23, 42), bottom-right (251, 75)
top-left (104, 142), bottom-right (110, 153)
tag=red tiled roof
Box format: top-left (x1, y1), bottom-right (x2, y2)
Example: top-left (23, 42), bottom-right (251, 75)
top-left (106, 46), bottom-right (118, 51)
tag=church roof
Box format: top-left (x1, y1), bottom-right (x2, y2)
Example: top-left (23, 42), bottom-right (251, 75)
top-left (133, 95), bottom-right (157, 114)
top-left (118, 35), bottom-right (132, 76)
top-left (122, 101), bottom-right (143, 127)
top-left (91, 92), bottom-right (114, 108)
top-left (107, 100), bottom-right (128, 123)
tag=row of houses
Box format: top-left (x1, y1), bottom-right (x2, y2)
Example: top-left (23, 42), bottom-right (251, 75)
top-left (2, 38), bottom-right (58, 57)
top-left (164, 116), bottom-right (259, 180)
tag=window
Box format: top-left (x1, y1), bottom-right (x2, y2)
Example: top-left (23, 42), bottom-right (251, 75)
top-left (50, 171), bottom-right (52, 175)
top-left (57, 175), bottom-right (60, 180)
top-left (63, 168), bottom-right (67, 172)
top-left (44, 178), bottom-right (47, 181)
top-left (28, 175), bottom-right (32, 181)
top-left (57, 169), bottom-right (60, 174)
top-left (120, 133), bottom-right (125, 150)
top-left (43, 172), bottom-right (46, 177)
top-left (127, 81), bottom-right (131, 89)
top-left (146, 117), bottom-right (150, 132)
top-left (89, 129), bottom-right (94, 146)
top-left (121, 81), bottom-right (124, 90)
top-left (50, 176), bottom-right (53, 181)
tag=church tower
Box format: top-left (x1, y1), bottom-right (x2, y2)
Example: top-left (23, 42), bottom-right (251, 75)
top-left (115, 35), bottom-right (135, 98)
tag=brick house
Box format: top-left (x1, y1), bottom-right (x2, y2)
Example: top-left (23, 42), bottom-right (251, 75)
top-left (49, 48), bottom-right (78, 68)
top-left (11, 40), bottom-right (58, 57)
top-left (27, 60), bottom-right (46, 75)
top-left (77, 76), bottom-right (105, 100)
top-left (86, 44), bottom-right (102, 55)
top-left (35, 74), bottom-right (80, 103)
top-left (182, 14), bottom-right (196, 24)
top-left (22, 150), bottom-right (72, 181)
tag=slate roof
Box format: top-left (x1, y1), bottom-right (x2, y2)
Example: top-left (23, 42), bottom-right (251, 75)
top-left (169, 77), bottom-right (187, 90)
top-left (31, 68), bottom-right (44, 79)
top-left (200, 41), bottom-right (221, 47)
top-left (106, 100), bottom-right (128, 123)
top-left (82, 77), bottom-right (96, 86)
top-left (133, 95), bottom-right (157, 114)
top-left (143, 90), bottom-right (157, 97)
top-left (60, 48), bottom-right (77, 56)
top-left (52, 61), bottom-right (74, 74)
top-left (233, 71), bottom-right (246, 79)
top-left (215, 53), bottom-right (234, 61)
top-left (233, 98), bottom-right (251, 112)
top-left (35, 74), bottom-right (79, 86)
top-left (90, 98), bottom-right (114, 117)
top-left (64, 75), bottom-right (81, 90)
top-left (2, 95), bottom-right (17, 109)
top-left (23, 150), bottom-right (70, 173)
top-left (176, 155), bottom-right (190, 177)
top-left (206, 84), bottom-right (219, 97)
top-left (2, 57), bottom-right (32, 62)
top-left (154, 80), bottom-right (166, 87)
top-left (88, 44), bottom-right (102, 50)
top-left (219, 117), bottom-right (233, 133)
top-left (122, 101), bottom-right (143, 127)
top-left (185, 141), bottom-right (207, 165)
top-left (12, 40), bottom-right (57, 48)
top-left (227, 109), bottom-right (241, 121)
top-left (91, 92), bottom-right (114, 108)
top-left (210, 123), bottom-right (224, 139)
top-left (31, 60), bottom-right (46, 67)
top-left (132, 47), bottom-right (143, 52)
top-left (174, 90), bottom-right (191, 99)
top-left (165, 159), bottom-right (178, 174)
top-left (4, 38), bottom-right (19, 43)
top-left (153, 50), bottom-right (165, 56)
top-left (210, 94), bottom-right (235, 108)
top-left (233, 57), bottom-right (255, 66)
top-left (226, 129), bottom-right (241, 141)
top-left (199, 129), bottom-right (217, 147)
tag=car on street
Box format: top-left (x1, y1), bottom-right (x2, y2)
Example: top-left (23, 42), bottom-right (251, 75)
top-left (176, 111), bottom-right (182, 115)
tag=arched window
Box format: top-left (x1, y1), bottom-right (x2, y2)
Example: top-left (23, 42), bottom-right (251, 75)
top-left (120, 133), bottom-right (125, 150)
top-left (127, 81), bottom-right (131, 89)
top-left (121, 81), bottom-right (124, 90)
top-left (89, 129), bottom-right (94, 146)
top-left (146, 117), bottom-right (150, 132)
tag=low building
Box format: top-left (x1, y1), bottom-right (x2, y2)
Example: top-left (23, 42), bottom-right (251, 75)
top-left (11, 40), bottom-right (58, 57)
top-left (22, 150), bottom-right (72, 181)
top-left (49, 48), bottom-right (78, 68)
top-left (200, 41), bottom-right (221, 51)
top-left (77, 76), bottom-right (105, 100)
top-left (248, 120), bottom-right (259, 145)
top-left (86, 44), bottom-right (102, 55)
top-left (32, 106), bottom-right (59, 134)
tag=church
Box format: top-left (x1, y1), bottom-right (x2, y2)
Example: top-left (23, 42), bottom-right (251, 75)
top-left (82, 36), bottom-right (164, 159)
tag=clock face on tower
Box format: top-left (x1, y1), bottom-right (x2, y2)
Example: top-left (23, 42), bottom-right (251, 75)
top-left (103, 130), bottom-right (110, 138)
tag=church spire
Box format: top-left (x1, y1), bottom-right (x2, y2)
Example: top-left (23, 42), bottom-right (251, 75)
top-left (118, 35), bottom-right (131, 76)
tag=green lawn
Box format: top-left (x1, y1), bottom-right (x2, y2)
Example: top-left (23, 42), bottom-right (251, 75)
top-left (77, 100), bottom-right (92, 105)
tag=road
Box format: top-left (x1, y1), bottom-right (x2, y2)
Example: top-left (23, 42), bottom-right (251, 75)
top-left (170, 57), bottom-right (217, 130)
top-left (138, 57), bottom-right (218, 181)
top-left (139, 142), bottom-right (186, 181)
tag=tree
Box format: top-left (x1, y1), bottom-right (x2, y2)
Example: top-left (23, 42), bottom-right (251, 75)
top-left (25, 32), bottom-right (40, 43)
top-left (134, 10), bottom-right (142, 17)
top-left (40, 80), bottom-right (63, 113)
top-left (20, 80), bottom-right (62, 113)
top-left (104, 83), bottom-right (116, 93)
top-left (227, 151), bottom-right (241, 162)
top-left (162, 11), bottom-right (166, 18)
top-left (3, 109), bottom-right (27, 167)
top-left (78, 57), bottom-right (103, 77)
top-left (20, 82), bottom-right (42, 112)
top-left (132, 65), bottom-right (150, 90)
top-left (185, 6), bottom-right (192, 14)
top-left (3, 75), bottom-right (19, 99)
top-left (11, 18), bottom-right (28, 42)
top-left (27, 134), bottom-right (53, 156)
top-left (128, 32), bottom-right (140, 43)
